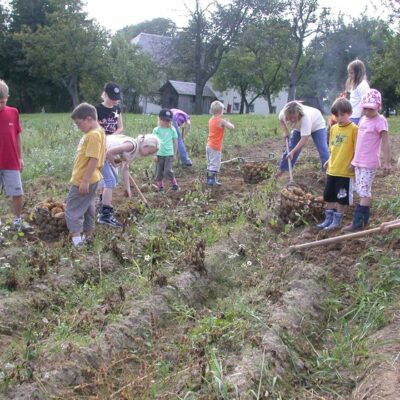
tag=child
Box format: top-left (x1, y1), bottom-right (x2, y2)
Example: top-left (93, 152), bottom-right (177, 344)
top-left (153, 108), bottom-right (179, 192)
top-left (317, 98), bottom-right (358, 230)
top-left (276, 101), bottom-right (329, 178)
top-left (206, 100), bottom-right (234, 186)
top-left (0, 79), bottom-right (33, 232)
top-left (342, 89), bottom-right (391, 233)
top-left (66, 103), bottom-right (106, 247)
top-left (170, 108), bottom-right (193, 166)
top-left (97, 134), bottom-right (160, 227)
top-left (346, 59), bottom-right (370, 125)
top-left (96, 82), bottom-right (123, 135)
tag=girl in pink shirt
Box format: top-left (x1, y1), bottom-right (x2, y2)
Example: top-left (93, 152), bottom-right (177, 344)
top-left (342, 89), bottom-right (391, 232)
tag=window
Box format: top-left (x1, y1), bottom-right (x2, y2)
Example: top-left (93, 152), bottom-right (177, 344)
top-left (233, 102), bottom-right (240, 112)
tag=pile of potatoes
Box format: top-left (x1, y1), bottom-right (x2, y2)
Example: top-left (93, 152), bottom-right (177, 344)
top-left (34, 199), bottom-right (67, 241)
top-left (280, 185), bottom-right (324, 223)
top-left (242, 162), bottom-right (273, 184)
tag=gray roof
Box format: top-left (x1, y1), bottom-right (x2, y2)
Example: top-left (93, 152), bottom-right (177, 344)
top-left (131, 33), bottom-right (173, 63)
top-left (168, 80), bottom-right (216, 98)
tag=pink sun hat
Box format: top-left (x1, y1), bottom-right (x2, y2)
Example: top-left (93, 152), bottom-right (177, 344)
top-left (360, 88), bottom-right (382, 110)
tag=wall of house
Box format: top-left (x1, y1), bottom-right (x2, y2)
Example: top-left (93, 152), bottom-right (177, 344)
top-left (214, 89), bottom-right (288, 115)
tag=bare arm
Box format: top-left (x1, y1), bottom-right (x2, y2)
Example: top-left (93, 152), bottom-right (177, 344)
top-left (280, 120), bottom-right (290, 138)
top-left (287, 136), bottom-right (309, 159)
top-left (16, 134), bottom-right (24, 170)
top-left (79, 157), bottom-right (98, 195)
top-left (113, 113), bottom-right (124, 135)
top-left (381, 131), bottom-right (391, 173)
top-left (121, 162), bottom-right (131, 198)
top-left (221, 119), bottom-right (234, 129)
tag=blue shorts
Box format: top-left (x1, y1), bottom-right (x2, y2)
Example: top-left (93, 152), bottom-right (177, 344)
top-left (0, 170), bottom-right (24, 197)
top-left (101, 161), bottom-right (119, 189)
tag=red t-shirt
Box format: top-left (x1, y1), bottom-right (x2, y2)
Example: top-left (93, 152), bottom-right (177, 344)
top-left (0, 106), bottom-right (22, 170)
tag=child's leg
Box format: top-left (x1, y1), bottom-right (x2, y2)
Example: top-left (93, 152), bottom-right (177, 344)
top-left (342, 168), bottom-right (374, 232)
top-left (324, 176), bottom-right (351, 230)
top-left (206, 147), bottom-right (222, 185)
top-left (317, 175), bottom-right (336, 228)
top-left (164, 156), bottom-right (179, 189)
top-left (83, 183), bottom-right (99, 238)
top-left (65, 185), bottom-right (86, 245)
top-left (101, 161), bottom-right (118, 207)
top-left (155, 157), bottom-right (165, 190)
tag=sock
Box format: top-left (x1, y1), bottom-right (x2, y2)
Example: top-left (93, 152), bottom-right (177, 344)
top-left (72, 236), bottom-right (84, 246)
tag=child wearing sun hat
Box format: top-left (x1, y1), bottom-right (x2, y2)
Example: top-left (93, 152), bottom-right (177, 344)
top-left (342, 89), bottom-right (391, 232)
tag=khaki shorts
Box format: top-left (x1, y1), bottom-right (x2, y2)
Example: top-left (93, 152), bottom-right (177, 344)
top-left (0, 170), bottom-right (23, 197)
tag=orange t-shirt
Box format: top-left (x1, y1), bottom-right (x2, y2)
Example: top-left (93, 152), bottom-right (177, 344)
top-left (207, 116), bottom-right (225, 151)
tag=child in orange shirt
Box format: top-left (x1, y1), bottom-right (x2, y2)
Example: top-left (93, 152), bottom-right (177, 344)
top-left (206, 101), bottom-right (234, 186)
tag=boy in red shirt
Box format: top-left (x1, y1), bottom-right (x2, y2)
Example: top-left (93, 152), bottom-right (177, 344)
top-left (0, 79), bottom-right (33, 233)
top-left (206, 101), bottom-right (234, 186)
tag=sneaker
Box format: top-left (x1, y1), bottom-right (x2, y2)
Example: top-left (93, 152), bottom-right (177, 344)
top-left (97, 213), bottom-right (123, 228)
top-left (171, 184), bottom-right (180, 191)
top-left (13, 218), bottom-right (34, 233)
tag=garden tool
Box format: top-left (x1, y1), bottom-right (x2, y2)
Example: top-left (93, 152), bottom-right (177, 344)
top-left (289, 220), bottom-right (400, 252)
top-left (129, 173), bottom-right (151, 209)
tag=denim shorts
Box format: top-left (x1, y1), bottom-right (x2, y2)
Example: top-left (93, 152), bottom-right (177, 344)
top-left (0, 170), bottom-right (23, 196)
top-left (101, 161), bottom-right (119, 189)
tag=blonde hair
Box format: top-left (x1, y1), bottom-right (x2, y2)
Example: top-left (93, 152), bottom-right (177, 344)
top-left (283, 101), bottom-right (304, 120)
top-left (137, 133), bottom-right (160, 151)
top-left (0, 80), bottom-right (9, 98)
top-left (71, 102), bottom-right (97, 120)
top-left (210, 100), bottom-right (224, 115)
top-left (346, 59), bottom-right (367, 90)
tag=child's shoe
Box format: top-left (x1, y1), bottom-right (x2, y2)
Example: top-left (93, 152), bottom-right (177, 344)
top-left (214, 174), bottom-right (222, 186)
top-left (157, 181), bottom-right (164, 192)
top-left (316, 209), bottom-right (334, 229)
top-left (97, 206), bottom-right (123, 228)
top-left (207, 171), bottom-right (216, 186)
top-left (323, 212), bottom-right (343, 230)
top-left (170, 179), bottom-right (179, 191)
top-left (341, 205), bottom-right (369, 233)
top-left (13, 217), bottom-right (34, 233)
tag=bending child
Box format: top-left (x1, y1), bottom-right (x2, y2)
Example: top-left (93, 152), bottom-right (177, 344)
top-left (206, 100), bottom-right (234, 186)
top-left (317, 98), bottom-right (358, 230)
top-left (153, 108), bottom-right (179, 192)
top-left (342, 89), bottom-right (391, 232)
top-left (97, 134), bottom-right (160, 227)
top-left (66, 103), bottom-right (106, 247)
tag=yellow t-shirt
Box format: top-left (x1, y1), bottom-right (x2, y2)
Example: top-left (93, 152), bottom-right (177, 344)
top-left (327, 122), bottom-right (358, 178)
top-left (70, 128), bottom-right (106, 186)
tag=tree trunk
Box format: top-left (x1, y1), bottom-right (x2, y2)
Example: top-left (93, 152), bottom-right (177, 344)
top-left (65, 75), bottom-right (80, 109)
top-left (194, 82), bottom-right (204, 114)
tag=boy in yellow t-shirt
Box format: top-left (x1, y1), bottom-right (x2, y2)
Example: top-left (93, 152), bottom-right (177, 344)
top-left (66, 103), bottom-right (106, 246)
top-left (317, 98), bottom-right (358, 230)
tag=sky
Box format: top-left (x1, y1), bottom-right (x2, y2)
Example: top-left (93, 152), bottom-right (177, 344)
top-left (83, 0), bottom-right (387, 33)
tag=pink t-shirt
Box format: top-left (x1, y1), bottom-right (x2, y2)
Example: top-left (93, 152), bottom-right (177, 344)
top-left (352, 114), bottom-right (388, 169)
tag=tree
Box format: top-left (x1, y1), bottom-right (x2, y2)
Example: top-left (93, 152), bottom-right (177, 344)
top-left (282, 0), bottom-right (330, 101)
top-left (19, 1), bottom-right (110, 108)
top-left (108, 37), bottom-right (159, 112)
top-left (175, 0), bottom-right (276, 114)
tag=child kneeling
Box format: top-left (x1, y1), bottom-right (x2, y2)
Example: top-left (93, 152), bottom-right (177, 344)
top-left (317, 98), bottom-right (358, 230)
top-left (98, 134), bottom-right (160, 227)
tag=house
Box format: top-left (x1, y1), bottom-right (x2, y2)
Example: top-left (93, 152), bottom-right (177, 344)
top-left (131, 32), bottom-right (287, 115)
top-left (159, 80), bottom-right (217, 114)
